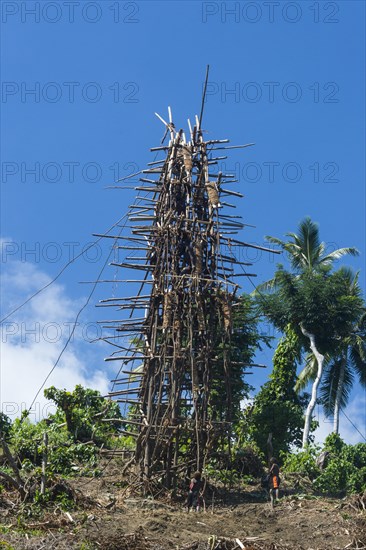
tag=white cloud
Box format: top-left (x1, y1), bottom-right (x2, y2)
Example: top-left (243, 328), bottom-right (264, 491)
top-left (0, 259), bottom-right (111, 422)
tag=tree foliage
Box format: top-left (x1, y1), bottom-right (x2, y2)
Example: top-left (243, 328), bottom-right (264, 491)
top-left (44, 384), bottom-right (122, 444)
top-left (318, 280), bottom-right (366, 431)
top-left (0, 385), bottom-right (124, 498)
top-left (10, 416), bottom-right (99, 477)
top-left (259, 269), bottom-right (364, 355)
top-left (210, 293), bottom-right (271, 425)
top-left (283, 434), bottom-right (366, 495)
top-left (0, 412), bottom-right (12, 439)
top-left (265, 216), bottom-right (358, 275)
top-left (259, 217), bottom-right (364, 445)
top-left (241, 325), bottom-right (307, 457)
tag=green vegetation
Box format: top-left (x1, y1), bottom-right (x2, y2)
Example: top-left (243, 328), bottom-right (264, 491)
top-left (282, 434), bottom-right (366, 496)
top-left (9, 385), bottom-right (123, 479)
top-left (0, 386), bottom-right (123, 509)
top-left (210, 293), bottom-right (271, 425)
top-left (255, 217), bottom-right (365, 447)
top-left (241, 325), bottom-right (307, 457)
top-left (43, 385), bottom-right (122, 444)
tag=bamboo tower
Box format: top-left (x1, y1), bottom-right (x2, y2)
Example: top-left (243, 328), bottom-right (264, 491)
top-left (99, 103), bottom-right (273, 487)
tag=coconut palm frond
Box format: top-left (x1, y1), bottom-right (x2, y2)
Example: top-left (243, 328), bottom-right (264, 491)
top-left (254, 278), bottom-right (278, 294)
top-left (317, 242), bottom-right (326, 257)
top-left (264, 236), bottom-right (286, 248)
top-left (336, 266), bottom-right (359, 286)
top-left (319, 359), bottom-right (342, 418)
top-left (320, 247), bottom-right (359, 266)
top-left (349, 344), bottom-right (366, 386)
top-left (295, 355), bottom-right (318, 392)
top-left (267, 218), bottom-right (358, 274)
top-left (295, 351), bottom-right (332, 393)
top-left (320, 359), bottom-right (354, 417)
top-left (296, 217), bottom-right (321, 269)
top-left (254, 265), bottom-right (291, 295)
top-left (358, 311), bottom-right (366, 331)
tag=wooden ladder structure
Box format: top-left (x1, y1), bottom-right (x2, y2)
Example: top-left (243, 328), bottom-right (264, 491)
top-left (99, 105), bottom-right (272, 488)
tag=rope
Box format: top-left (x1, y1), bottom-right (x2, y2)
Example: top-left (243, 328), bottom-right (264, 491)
top-left (341, 408), bottom-right (366, 442)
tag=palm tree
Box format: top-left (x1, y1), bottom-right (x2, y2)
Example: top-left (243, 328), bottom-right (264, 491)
top-left (295, 270), bottom-right (366, 435)
top-left (319, 272), bottom-right (366, 434)
top-left (265, 216), bottom-right (358, 274)
top-left (258, 217), bottom-right (360, 447)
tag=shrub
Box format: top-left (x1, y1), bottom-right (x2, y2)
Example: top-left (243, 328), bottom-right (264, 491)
top-left (282, 446), bottom-right (320, 480)
top-left (282, 438), bottom-right (366, 496)
top-left (9, 417), bottom-right (98, 477)
top-left (313, 437), bottom-right (366, 495)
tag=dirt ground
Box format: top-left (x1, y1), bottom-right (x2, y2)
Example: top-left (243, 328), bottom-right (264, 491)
top-left (0, 465), bottom-right (365, 550)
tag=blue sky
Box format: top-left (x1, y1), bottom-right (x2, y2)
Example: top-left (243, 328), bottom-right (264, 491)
top-left (1, 1), bottom-right (365, 443)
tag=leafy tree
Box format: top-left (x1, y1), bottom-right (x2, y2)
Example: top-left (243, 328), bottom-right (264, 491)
top-left (282, 445), bottom-right (320, 480)
top-left (264, 216), bottom-right (358, 276)
top-left (258, 217), bottom-right (362, 448)
top-left (322, 432), bottom-right (346, 454)
top-left (2, 385), bottom-right (124, 488)
top-left (242, 325), bottom-right (307, 457)
top-left (44, 385), bottom-right (122, 444)
top-left (319, 274), bottom-right (366, 434)
top-left (10, 416), bottom-right (99, 476)
top-left (210, 293), bottom-right (271, 426)
top-left (260, 268), bottom-right (364, 447)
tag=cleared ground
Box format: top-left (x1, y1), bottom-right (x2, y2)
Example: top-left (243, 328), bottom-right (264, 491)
top-left (0, 463), bottom-right (365, 549)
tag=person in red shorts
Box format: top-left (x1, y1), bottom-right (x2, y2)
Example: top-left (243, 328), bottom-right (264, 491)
top-left (269, 457), bottom-right (280, 507)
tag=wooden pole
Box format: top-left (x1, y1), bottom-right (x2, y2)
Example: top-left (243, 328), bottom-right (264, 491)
top-left (40, 431), bottom-right (48, 495)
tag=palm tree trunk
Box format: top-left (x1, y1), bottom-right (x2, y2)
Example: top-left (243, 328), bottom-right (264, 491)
top-left (333, 354), bottom-right (346, 434)
top-left (300, 324), bottom-right (324, 448)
